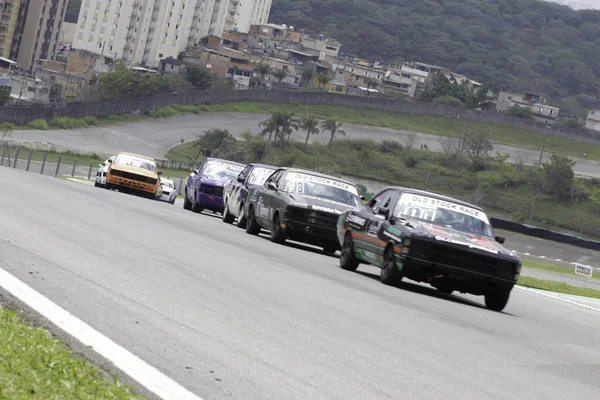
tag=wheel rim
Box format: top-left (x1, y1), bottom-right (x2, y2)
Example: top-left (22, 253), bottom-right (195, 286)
top-left (383, 258), bottom-right (394, 276)
top-left (340, 237), bottom-right (351, 263)
top-left (272, 215), bottom-right (280, 236)
top-left (239, 206), bottom-right (244, 221)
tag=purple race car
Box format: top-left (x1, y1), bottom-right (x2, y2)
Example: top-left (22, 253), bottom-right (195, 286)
top-left (183, 158), bottom-right (246, 214)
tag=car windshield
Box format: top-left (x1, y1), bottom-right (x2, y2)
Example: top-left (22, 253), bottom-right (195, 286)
top-left (280, 172), bottom-right (360, 207)
top-left (162, 182), bottom-right (174, 189)
top-left (114, 154), bottom-right (156, 172)
top-left (393, 193), bottom-right (493, 237)
top-left (248, 167), bottom-right (276, 185)
top-left (203, 161), bottom-right (245, 180)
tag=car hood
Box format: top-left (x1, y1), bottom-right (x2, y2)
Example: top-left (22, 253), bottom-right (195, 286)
top-left (284, 193), bottom-right (355, 215)
top-left (111, 165), bottom-right (158, 179)
top-left (397, 219), bottom-right (517, 259)
top-left (200, 174), bottom-right (231, 186)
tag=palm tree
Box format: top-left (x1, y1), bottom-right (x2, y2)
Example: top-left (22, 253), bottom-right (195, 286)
top-left (300, 116), bottom-right (320, 148)
top-left (273, 68), bottom-right (287, 84)
top-left (364, 77), bottom-right (379, 96)
top-left (321, 119), bottom-right (345, 149)
top-left (301, 68), bottom-right (315, 87)
top-left (255, 62), bottom-right (272, 86)
top-left (259, 111), bottom-right (298, 145)
top-left (316, 73), bottom-right (331, 89)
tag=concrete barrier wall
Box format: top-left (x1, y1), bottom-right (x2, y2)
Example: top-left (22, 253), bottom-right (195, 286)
top-left (0, 89), bottom-right (598, 146)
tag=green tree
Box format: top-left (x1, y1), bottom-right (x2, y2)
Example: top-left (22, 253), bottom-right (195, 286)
top-left (506, 106), bottom-right (534, 119)
top-left (0, 85), bottom-right (10, 106)
top-left (273, 68), bottom-right (287, 83)
top-left (259, 111), bottom-right (298, 145)
top-left (255, 63), bottom-right (272, 85)
top-left (542, 153), bottom-right (576, 200)
top-left (464, 128), bottom-right (494, 170)
top-left (321, 119), bottom-right (345, 149)
top-left (193, 129), bottom-right (244, 161)
top-left (98, 62), bottom-right (183, 97)
top-left (301, 68), bottom-right (315, 87)
top-left (316, 73), bottom-right (331, 89)
top-left (300, 115), bottom-right (320, 147)
top-left (185, 65), bottom-right (213, 89)
top-left (364, 77), bottom-right (379, 95)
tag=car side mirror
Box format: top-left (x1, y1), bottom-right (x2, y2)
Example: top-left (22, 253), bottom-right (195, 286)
top-left (378, 206), bottom-right (390, 219)
top-left (193, 169), bottom-right (200, 175)
top-left (267, 181), bottom-right (278, 191)
top-left (237, 175), bottom-right (245, 183)
top-left (158, 171), bottom-right (163, 175)
top-left (495, 236), bottom-right (505, 244)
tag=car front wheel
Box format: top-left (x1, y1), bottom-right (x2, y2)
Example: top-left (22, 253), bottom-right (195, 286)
top-left (183, 190), bottom-right (192, 210)
top-left (380, 247), bottom-right (403, 286)
top-left (270, 213), bottom-right (287, 244)
top-left (245, 206), bottom-right (261, 235)
top-left (236, 203), bottom-right (247, 228)
top-left (339, 233), bottom-right (359, 271)
top-left (222, 201), bottom-right (235, 223)
top-left (484, 289), bottom-right (511, 312)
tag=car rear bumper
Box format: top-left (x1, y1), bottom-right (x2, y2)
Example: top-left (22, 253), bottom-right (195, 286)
top-left (107, 175), bottom-right (156, 194)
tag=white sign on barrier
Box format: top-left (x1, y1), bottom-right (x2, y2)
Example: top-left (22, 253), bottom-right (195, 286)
top-left (574, 264), bottom-right (593, 278)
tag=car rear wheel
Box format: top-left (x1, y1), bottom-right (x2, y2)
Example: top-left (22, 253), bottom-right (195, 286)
top-left (245, 206), bottom-right (261, 235)
top-left (183, 190), bottom-right (192, 210)
top-left (236, 203), bottom-right (247, 228)
top-left (222, 201), bottom-right (235, 223)
top-left (484, 289), bottom-right (511, 312)
top-left (380, 246), bottom-right (403, 286)
top-left (339, 233), bottom-right (359, 271)
top-left (270, 213), bottom-right (287, 244)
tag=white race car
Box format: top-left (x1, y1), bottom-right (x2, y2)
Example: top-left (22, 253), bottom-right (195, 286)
top-left (94, 156), bottom-right (115, 188)
top-left (159, 178), bottom-right (177, 204)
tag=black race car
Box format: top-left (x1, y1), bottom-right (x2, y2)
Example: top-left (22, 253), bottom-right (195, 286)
top-left (244, 168), bottom-right (361, 253)
top-left (336, 187), bottom-right (522, 311)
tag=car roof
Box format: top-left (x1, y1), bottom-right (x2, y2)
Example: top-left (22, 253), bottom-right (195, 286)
top-left (205, 157), bottom-right (246, 166)
top-left (277, 167), bottom-right (357, 186)
top-left (250, 163), bottom-right (278, 170)
top-left (161, 178), bottom-right (174, 184)
top-left (380, 186), bottom-right (485, 212)
top-left (117, 152), bottom-right (156, 162)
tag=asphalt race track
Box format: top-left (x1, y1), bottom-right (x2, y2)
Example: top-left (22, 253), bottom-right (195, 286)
top-left (1, 168), bottom-right (599, 399)
top-left (12, 112), bottom-right (600, 177)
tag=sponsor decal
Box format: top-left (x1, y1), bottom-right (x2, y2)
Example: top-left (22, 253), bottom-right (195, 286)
top-left (387, 226), bottom-right (402, 235)
top-left (347, 214), bottom-right (366, 227)
top-left (434, 235), bottom-right (498, 254)
top-left (312, 205), bottom-right (343, 214)
top-left (286, 173), bottom-right (359, 195)
top-left (367, 220), bottom-right (381, 236)
top-left (303, 195), bottom-right (353, 207)
top-left (383, 230), bottom-right (403, 242)
top-left (574, 264), bottom-right (593, 278)
top-left (400, 193), bottom-right (489, 224)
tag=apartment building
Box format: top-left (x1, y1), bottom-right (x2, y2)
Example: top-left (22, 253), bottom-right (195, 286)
top-left (0, 0), bottom-right (21, 59)
top-left (188, 0), bottom-right (271, 46)
top-left (8, 0), bottom-right (68, 71)
top-left (74, 0), bottom-right (194, 68)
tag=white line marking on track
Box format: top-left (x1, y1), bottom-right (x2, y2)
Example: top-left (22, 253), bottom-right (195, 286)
top-left (0, 268), bottom-right (203, 400)
top-left (515, 286), bottom-right (600, 313)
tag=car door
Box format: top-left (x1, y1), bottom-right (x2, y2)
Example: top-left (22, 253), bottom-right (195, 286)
top-left (256, 170), bottom-right (284, 227)
top-left (187, 163), bottom-right (204, 204)
top-left (230, 165), bottom-right (251, 214)
top-left (355, 189), bottom-right (399, 263)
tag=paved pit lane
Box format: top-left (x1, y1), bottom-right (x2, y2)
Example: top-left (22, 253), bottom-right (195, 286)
top-left (0, 168), bottom-right (599, 400)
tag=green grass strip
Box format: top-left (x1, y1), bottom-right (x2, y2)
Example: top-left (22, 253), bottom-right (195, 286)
top-left (522, 260), bottom-right (600, 280)
top-left (0, 306), bottom-right (144, 399)
top-left (517, 276), bottom-right (600, 299)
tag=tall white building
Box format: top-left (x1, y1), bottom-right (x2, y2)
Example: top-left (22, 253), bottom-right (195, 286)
top-left (74, 0), bottom-right (195, 68)
top-left (188, 0), bottom-right (271, 46)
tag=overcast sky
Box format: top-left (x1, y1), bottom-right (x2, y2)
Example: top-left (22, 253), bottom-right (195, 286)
top-left (542, 0), bottom-right (600, 10)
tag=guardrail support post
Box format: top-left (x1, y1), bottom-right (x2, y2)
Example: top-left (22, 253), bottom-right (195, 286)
top-left (55, 155), bottom-right (61, 176)
top-left (71, 160), bottom-right (77, 177)
top-left (26, 149), bottom-right (32, 171)
top-left (88, 164), bottom-right (93, 180)
top-left (13, 147), bottom-right (19, 169)
top-left (40, 152), bottom-right (47, 174)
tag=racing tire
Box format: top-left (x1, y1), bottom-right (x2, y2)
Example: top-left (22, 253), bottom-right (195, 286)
top-left (94, 181), bottom-right (99, 187)
top-left (484, 289), bottom-right (511, 312)
top-left (270, 213), bottom-right (287, 244)
top-left (236, 203), bottom-right (247, 229)
top-left (436, 287), bottom-right (454, 295)
top-left (222, 201), bottom-right (235, 223)
top-left (191, 200), bottom-right (203, 214)
top-left (183, 190), bottom-right (192, 210)
top-left (339, 233), bottom-right (359, 271)
top-left (380, 246), bottom-right (403, 286)
top-left (245, 206), bottom-right (261, 235)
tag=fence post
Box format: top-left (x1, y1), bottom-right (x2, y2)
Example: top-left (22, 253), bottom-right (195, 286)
top-left (179, 178), bottom-right (184, 195)
top-left (71, 160), bottom-right (77, 177)
top-left (88, 164), bottom-right (93, 180)
top-left (26, 149), bottom-right (33, 171)
top-left (1, 143), bottom-right (6, 166)
top-left (55, 155), bottom-right (62, 176)
top-left (40, 152), bottom-right (47, 174)
top-left (13, 147), bottom-right (20, 169)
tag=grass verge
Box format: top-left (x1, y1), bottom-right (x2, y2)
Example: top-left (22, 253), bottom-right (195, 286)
top-left (522, 260), bottom-right (599, 280)
top-left (517, 276), bottom-right (600, 299)
top-left (9, 101), bottom-right (600, 161)
top-left (0, 306), bottom-right (143, 399)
